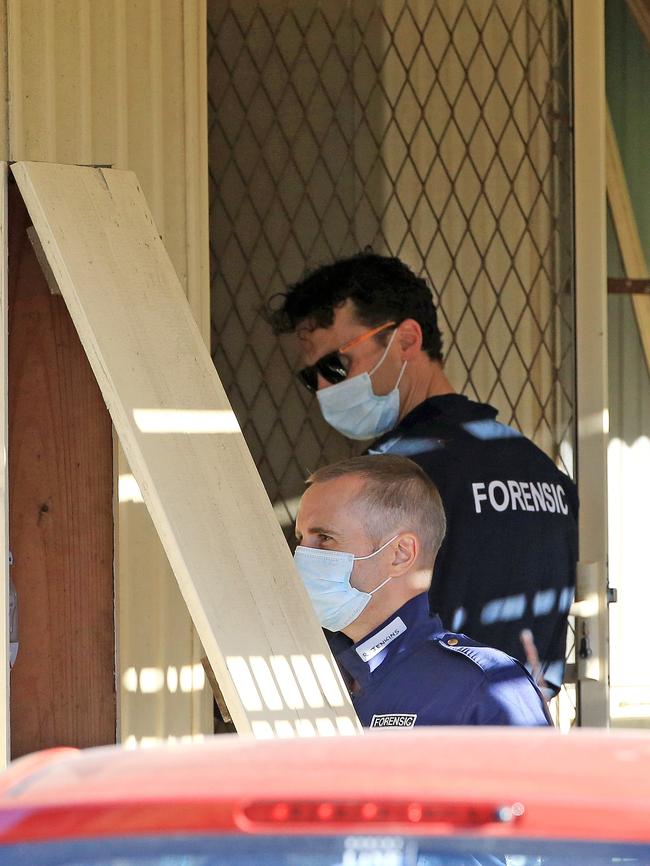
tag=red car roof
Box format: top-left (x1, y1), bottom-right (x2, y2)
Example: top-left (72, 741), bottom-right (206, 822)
top-left (0, 728), bottom-right (649, 844)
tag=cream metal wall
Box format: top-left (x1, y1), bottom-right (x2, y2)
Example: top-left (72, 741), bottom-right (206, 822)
top-left (2, 0), bottom-right (212, 743)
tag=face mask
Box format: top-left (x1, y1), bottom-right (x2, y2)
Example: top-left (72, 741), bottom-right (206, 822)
top-left (294, 535), bottom-right (398, 632)
top-left (316, 331), bottom-right (407, 441)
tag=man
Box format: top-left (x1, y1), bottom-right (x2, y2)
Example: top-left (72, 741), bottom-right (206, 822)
top-left (269, 252), bottom-right (578, 694)
top-left (294, 454), bottom-right (552, 727)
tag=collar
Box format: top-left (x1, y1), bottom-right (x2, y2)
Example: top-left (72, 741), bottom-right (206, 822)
top-left (368, 394), bottom-right (498, 454)
top-left (336, 593), bottom-right (444, 689)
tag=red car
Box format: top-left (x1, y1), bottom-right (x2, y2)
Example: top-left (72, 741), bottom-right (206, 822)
top-left (0, 727), bottom-right (649, 864)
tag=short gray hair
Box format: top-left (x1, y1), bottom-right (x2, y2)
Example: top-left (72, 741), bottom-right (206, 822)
top-left (307, 455), bottom-right (446, 569)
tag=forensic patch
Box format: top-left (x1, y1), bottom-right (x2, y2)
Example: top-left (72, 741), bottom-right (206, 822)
top-left (471, 480), bottom-right (569, 515)
top-left (369, 713), bottom-right (417, 728)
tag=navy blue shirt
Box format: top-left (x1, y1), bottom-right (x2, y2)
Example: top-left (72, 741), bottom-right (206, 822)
top-left (367, 394), bottom-right (578, 691)
top-left (336, 594), bottom-right (552, 728)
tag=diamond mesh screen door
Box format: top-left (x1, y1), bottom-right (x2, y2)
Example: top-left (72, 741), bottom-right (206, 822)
top-left (208, 0), bottom-right (576, 721)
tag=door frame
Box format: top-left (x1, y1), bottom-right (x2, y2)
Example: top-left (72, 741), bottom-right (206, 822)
top-left (572, 0), bottom-right (611, 726)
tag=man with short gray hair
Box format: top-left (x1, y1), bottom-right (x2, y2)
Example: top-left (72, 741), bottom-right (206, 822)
top-left (294, 454), bottom-right (552, 727)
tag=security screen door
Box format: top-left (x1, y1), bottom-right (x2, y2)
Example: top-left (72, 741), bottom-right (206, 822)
top-left (209, 1), bottom-right (580, 723)
top-left (12, 160), bottom-right (360, 738)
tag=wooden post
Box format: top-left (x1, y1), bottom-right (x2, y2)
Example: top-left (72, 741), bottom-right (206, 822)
top-left (8, 183), bottom-right (116, 758)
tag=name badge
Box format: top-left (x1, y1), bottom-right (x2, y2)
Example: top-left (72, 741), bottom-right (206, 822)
top-left (356, 617), bottom-right (407, 663)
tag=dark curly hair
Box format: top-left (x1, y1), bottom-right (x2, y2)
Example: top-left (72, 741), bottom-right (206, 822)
top-left (267, 252), bottom-right (444, 362)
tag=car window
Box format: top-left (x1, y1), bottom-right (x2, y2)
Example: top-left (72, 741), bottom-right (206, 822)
top-left (2, 835), bottom-right (650, 866)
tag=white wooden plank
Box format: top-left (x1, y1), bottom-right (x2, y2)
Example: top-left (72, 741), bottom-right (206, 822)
top-left (12, 161), bottom-right (359, 738)
top-left (0, 163), bottom-right (8, 765)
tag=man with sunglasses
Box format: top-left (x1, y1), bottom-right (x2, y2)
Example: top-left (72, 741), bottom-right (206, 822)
top-left (268, 251), bottom-right (578, 697)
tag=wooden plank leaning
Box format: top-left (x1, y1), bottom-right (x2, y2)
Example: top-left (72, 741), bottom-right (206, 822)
top-left (11, 161), bottom-right (360, 738)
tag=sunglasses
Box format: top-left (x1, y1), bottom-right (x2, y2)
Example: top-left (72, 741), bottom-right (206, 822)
top-left (297, 321), bottom-right (397, 393)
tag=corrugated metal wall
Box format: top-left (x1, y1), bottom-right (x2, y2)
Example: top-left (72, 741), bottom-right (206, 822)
top-left (3, 0), bottom-right (212, 741)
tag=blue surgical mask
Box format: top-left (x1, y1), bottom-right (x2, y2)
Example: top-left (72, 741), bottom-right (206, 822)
top-left (294, 535), bottom-right (398, 632)
top-left (316, 331), bottom-right (407, 441)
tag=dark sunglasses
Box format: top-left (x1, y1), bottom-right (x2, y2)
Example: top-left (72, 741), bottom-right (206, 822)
top-left (297, 321), bottom-right (396, 393)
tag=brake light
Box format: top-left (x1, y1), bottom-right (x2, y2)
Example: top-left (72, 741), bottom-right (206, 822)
top-left (242, 799), bottom-right (524, 827)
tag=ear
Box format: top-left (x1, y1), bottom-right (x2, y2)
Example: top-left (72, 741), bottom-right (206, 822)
top-left (396, 319), bottom-right (423, 360)
top-left (389, 533), bottom-right (419, 577)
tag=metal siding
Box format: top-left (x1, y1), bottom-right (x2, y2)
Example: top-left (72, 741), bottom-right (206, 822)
top-left (5, 0), bottom-right (212, 741)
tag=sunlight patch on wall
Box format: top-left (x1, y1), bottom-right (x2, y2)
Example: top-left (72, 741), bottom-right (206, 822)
top-left (118, 473), bottom-right (144, 503)
top-left (133, 408), bottom-right (241, 434)
top-left (122, 663), bottom-right (206, 695)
